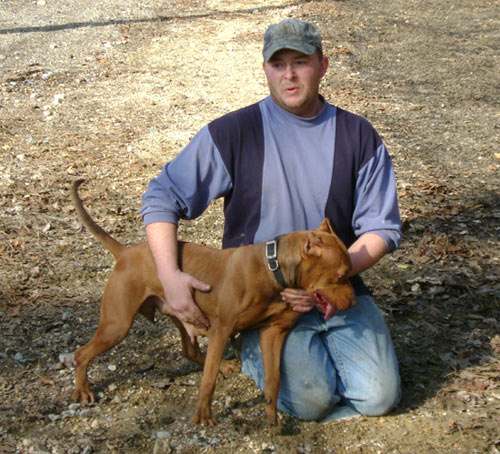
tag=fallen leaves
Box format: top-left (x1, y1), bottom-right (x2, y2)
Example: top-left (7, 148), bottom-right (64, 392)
top-left (1, 0), bottom-right (499, 453)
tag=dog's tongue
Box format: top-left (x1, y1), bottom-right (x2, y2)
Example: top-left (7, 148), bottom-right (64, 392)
top-left (314, 291), bottom-right (337, 320)
top-left (323, 303), bottom-right (336, 320)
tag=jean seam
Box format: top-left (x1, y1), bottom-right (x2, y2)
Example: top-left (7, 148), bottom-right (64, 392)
top-left (323, 331), bottom-right (350, 393)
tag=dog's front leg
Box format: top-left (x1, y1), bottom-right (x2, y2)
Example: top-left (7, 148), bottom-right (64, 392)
top-left (193, 322), bottom-right (233, 426)
top-left (259, 310), bottom-right (300, 425)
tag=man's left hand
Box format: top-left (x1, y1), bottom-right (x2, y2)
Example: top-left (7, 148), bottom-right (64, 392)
top-left (281, 288), bottom-right (316, 313)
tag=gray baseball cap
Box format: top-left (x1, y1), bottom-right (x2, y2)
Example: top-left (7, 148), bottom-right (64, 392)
top-left (263, 19), bottom-right (322, 62)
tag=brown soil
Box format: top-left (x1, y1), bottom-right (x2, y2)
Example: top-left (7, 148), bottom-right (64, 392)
top-left (1, 0), bottom-right (499, 453)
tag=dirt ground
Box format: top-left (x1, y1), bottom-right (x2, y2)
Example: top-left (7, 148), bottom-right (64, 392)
top-left (1, 0), bottom-right (499, 452)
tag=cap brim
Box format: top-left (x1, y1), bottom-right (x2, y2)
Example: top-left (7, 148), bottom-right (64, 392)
top-left (263, 41), bottom-right (317, 62)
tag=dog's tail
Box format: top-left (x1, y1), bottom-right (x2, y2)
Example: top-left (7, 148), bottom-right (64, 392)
top-left (71, 179), bottom-right (125, 259)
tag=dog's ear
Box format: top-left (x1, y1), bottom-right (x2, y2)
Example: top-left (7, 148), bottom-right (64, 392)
top-left (318, 218), bottom-right (334, 234)
top-left (303, 233), bottom-right (323, 257)
top-left (319, 218), bottom-right (350, 253)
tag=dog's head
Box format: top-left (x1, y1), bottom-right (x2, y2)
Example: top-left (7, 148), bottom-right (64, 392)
top-left (298, 218), bottom-right (355, 319)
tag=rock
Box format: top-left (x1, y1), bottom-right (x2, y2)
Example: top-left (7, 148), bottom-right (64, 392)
top-left (14, 352), bottom-right (26, 363)
top-left (107, 364), bottom-right (117, 371)
top-left (429, 286), bottom-right (445, 296)
top-left (51, 361), bottom-right (64, 370)
top-left (208, 436), bottom-right (220, 447)
top-left (62, 310), bottom-right (72, 321)
top-left (152, 379), bottom-right (172, 389)
top-left (59, 352), bottom-right (75, 368)
top-left (153, 438), bottom-right (172, 454)
top-left (456, 390), bottom-right (471, 402)
top-left (90, 419), bottom-right (100, 429)
top-left (410, 283), bottom-right (421, 294)
top-left (52, 93), bottom-right (65, 105)
top-left (61, 410), bottom-right (75, 418)
top-left (232, 408), bottom-right (243, 417)
top-left (68, 403), bottom-right (80, 412)
top-left (261, 442), bottom-right (275, 452)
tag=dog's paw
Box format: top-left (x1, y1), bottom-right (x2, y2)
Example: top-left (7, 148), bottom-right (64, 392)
top-left (192, 407), bottom-right (217, 426)
top-left (219, 359), bottom-right (240, 378)
top-left (265, 405), bottom-right (279, 426)
top-left (72, 387), bottom-right (95, 405)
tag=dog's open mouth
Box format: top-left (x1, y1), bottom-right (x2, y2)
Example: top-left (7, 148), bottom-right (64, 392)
top-left (313, 290), bottom-right (336, 320)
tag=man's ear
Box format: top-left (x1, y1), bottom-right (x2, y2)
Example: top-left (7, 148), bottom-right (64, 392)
top-left (303, 233), bottom-right (322, 257)
top-left (320, 55), bottom-right (329, 78)
top-left (318, 218), bottom-right (334, 234)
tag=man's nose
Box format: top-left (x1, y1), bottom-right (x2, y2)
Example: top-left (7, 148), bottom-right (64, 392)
top-left (283, 64), bottom-right (296, 79)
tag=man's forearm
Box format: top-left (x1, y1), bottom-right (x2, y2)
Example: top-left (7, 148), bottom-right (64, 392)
top-left (348, 233), bottom-right (388, 276)
top-left (146, 221), bottom-right (179, 280)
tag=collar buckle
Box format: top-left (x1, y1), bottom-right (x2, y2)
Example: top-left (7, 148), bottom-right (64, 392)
top-left (265, 239), bottom-right (287, 288)
top-left (266, 240), bottom-right (279, 272)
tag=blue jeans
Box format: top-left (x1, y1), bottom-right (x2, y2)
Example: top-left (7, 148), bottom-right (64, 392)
top-left (240, 294), bottom-right (401, 421)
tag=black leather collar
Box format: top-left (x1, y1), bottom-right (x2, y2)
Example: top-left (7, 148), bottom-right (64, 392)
top-left (265, 239), bottom-right (288, 288)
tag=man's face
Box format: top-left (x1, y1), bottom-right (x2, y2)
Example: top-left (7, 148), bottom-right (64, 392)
top-left (263, 49), bottom-right (329, 117)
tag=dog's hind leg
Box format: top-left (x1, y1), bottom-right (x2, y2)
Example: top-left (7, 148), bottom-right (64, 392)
top-left (72, 274), bottom-right (144, 404)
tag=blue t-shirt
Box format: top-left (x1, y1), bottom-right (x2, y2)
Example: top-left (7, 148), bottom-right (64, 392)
top-left (141, 96), bottom-right (401, 251)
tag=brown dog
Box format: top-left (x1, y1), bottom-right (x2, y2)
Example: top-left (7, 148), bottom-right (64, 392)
top-left (70, 179), bottom-right (355, 425)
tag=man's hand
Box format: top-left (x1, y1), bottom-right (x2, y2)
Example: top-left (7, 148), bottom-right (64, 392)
top-left (281, 288), bottom-right (316, 313)
top-left (161, 270), bottom-right (211, 329)
top-left (146, 222), bottom-right (210, 330)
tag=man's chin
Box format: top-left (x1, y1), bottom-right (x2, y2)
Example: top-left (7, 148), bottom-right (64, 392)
top-left (279, 98), bottom-right (308, 115)
top-left (280, 94), bottom-right (303, 106)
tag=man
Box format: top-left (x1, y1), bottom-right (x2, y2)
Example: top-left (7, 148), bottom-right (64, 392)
top-left (141, 18), bottom-right (401, 421)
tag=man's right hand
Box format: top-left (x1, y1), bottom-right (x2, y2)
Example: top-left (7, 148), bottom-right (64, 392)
top-left (161, 270), bottom-right (211, 330)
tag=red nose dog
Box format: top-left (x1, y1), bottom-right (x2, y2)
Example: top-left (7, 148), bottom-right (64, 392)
top-left (70, 179), bottom-right (355, 425)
